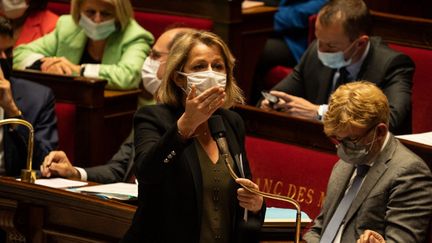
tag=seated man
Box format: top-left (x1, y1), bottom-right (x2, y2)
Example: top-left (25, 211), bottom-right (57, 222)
top-left (0, 17), bottom-right (58, 176)
top-left (303, 81), bottom-right (432, 242)
top-left (259, 0), bottom-right (414, 135)
top-left (41, 132), bottom-right (134, 183)
top-left (40, 27), bottom-right (193, 183)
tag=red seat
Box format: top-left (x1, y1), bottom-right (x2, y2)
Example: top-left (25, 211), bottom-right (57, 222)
top-left (54, 103), bottom-right (76, 162)
top-left (47, 2), bottom-right (70, 15)
top-left (246, 136), bottom-right (338, 220)
top-left (265, 14), bottom-right (317, 90)
top-left (47, 2), bottom-right (213, 40)
top-left (264, 65), bottom-right (293, 90)
top-left (134, 12), bottom-right (213, 39)
top-left (389, 44), bottom-right (432, 133)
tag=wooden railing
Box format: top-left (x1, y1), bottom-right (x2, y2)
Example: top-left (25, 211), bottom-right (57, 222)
top-left (12, 69), bottom-right (140, 167)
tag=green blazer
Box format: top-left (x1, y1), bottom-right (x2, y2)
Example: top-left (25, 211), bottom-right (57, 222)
top-left (13, 15), bottom-right (154, 90)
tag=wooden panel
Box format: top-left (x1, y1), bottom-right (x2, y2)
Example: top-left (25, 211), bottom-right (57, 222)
top-left (365, 0), bottom-right (432, 19)
top-left (0, 177), bottom-right (305, 242)
top-left (12, 69), bottom-right (139, 167)
top-left (371, 10), bottom-right (432, 49)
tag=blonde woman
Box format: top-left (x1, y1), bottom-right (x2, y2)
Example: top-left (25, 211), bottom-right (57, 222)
top-left (13, 0), bottom-right (153, 90)
top-left (122, 30), bottom-right (265, 243)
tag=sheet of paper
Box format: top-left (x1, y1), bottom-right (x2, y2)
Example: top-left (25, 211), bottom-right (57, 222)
top-left (396, 131), bottom-right (432, 146)
top-left (264, 207), bottom-right (311, 223)
top-left (75, 182), bottom-right (138, 199)
top-left (33, 178), bottom-right (88, 188)
top-left (242, 1), bottom-right (265, 9)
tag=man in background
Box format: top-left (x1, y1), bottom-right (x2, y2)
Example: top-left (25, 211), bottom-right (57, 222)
top-left (260, 0), bottom-right (414, 135)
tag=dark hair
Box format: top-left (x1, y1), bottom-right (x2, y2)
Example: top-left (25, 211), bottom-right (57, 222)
top-left (0, 17), bottom-right (14, 38)
top-left (319, 0), bottom-right (372, 41)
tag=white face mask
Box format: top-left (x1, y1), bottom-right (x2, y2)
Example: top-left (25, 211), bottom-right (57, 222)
top-left (317, 40), bottom-right (355, 69)
top-left (336, 128), bottom-right (377, 165)
top-left (178, 70), bottom-right (226, 95)
top-left (78, 13), bottom-right (116, 41)
top-left (0, 0), bottom-right (28, 19)
top-left (141, 57), bottom-right (162, 95)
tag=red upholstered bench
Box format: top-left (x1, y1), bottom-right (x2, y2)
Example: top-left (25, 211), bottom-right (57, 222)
top-left (54, 103), bottom-right (76, 162)
top-left (389, 44), bottom-right (432, 133)
top-left (47, 2), bottom-right (70, 15)
top-left (264, 14), bottom-right (317, 90)
top-left (246, 136), bottom-right (338, 220)
top-left (134, 12), bottom-right (213, 39)
top-left (47, 3), bottom-right (214, 40)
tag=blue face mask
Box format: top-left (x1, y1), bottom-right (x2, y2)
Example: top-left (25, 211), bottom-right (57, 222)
top-left (79, 13), bottom-right (116, 41)
top-left (317, 40), bottom-right (356, 69)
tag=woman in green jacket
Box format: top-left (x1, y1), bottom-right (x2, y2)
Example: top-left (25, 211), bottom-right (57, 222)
top-left (13, 0), bottom-right (154, 90)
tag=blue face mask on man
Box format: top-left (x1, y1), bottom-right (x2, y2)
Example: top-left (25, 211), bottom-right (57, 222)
top-left (79, 13), bottom-right (116, 41)
top-left (317, 40), bottom-right (358, 69)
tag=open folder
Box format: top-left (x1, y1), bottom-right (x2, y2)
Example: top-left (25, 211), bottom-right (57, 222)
top-left (264, 207), bottom-right (311, 226)
top-left (74, 182), bottom-right (138, 200)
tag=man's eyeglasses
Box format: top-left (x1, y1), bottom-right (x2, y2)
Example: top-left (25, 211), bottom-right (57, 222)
top-left (330, 125), bottom-right (378, 149)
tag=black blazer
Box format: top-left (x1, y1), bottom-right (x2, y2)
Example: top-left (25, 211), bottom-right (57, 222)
top-left (84, 131), bottom-right (135, 183)
top-left (4, 77), bottom-right (58, 176)
top-left (121, 105), bottom-right (265, 243)
top-left (273, 37), bottom-right (414, 134)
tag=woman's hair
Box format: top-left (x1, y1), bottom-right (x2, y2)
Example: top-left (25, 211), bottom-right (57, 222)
top-left (323, 81), bottom-right (390, 137)
top-left (71, 0), bottom-right (134, 30)
top-left (156, 30), bottom-right (244, 108)
top-left (318, 0), bottom-right (372, 41)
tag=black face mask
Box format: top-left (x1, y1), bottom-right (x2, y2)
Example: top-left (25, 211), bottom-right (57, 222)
top-left (0, 57), bottom-right (13, 80)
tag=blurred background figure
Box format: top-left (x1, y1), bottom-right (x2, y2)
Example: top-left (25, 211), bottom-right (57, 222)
top-left (121, 30), bottom-right (265, 243)
top-left (13, 0), bottom-right (153, 90)
top-left (250, 0), bottom-right (327, 103)
top-left (259, 0), bottom-right (414, 135)
top-left (0, 0), bottom-right (59, 47)
top-left (140, 26), bottom-right (193, 106)
top-left (0, 16), bottom-right (58, 177)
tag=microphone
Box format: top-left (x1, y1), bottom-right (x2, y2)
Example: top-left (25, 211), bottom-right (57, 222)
top-left (0, 118), bottom-right (36, 183)
top-left (208, 115), bottom-right (231, 159)
top-left (209, 115), bottom-right (249, 221)
top-left (208, 115), bottom-right (303, 243)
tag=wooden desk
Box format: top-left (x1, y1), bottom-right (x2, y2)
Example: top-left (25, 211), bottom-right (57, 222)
top-left (0, 177), bottom-right (308, 242)
top-left (12, 69), bottom-right (140, 167)
top-left (233, 104), bottom-right (432, 170)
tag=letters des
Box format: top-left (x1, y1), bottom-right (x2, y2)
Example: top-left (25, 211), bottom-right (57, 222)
top-left (255, 177), bottom-right (325, 207)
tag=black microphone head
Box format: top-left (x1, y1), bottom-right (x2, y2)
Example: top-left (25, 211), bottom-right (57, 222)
top-left (208, 115), bottom-right (226, 139)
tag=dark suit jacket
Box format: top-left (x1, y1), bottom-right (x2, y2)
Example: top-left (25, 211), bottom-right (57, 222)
top-left (3, 77), bottom-right (58, 176)
top-left (273, 37), bottom-right (414, 134)
top-left (303, 135), bottom-right (432, 243)
top-left (121, 105), bottom-right (265, 243)
top-left (84, 131), bottom-right (135, 183)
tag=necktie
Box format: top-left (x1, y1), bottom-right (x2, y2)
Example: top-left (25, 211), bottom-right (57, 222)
top-left (333, 67), bottom-right (350, 92)
top-left (319, 165), bottom-right (369, 243)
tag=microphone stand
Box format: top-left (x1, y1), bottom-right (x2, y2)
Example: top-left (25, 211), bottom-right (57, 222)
top-left (0, 118), bottom-right (36, 183)
top-left (209, 115), bottom-right (301, 243)
top-left (219, 147), bottom-right (302, 243)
